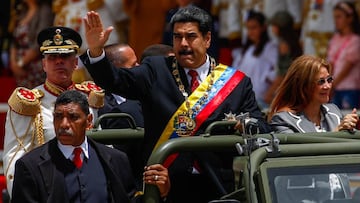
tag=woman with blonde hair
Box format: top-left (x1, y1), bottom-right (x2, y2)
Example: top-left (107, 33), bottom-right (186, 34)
top-left (268, 55), bottom-right (358, 133)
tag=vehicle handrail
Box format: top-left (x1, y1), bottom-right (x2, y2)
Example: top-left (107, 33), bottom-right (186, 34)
top-left (204, 120), bottom-right (237, 135)
top-left (93, 113), bottom-right (137, 129)
top-left (86, 127), bottom-right (144, 144)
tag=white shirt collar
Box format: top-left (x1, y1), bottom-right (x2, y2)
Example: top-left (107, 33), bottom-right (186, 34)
top-left (111, 93), bottom-right (126, 105)
top-left (184, 55), bottom-right (210, 83)
top-left (58, 136), bottom-right (89, 160)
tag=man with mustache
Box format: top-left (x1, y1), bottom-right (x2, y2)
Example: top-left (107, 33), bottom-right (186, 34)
top-left (81, 6), bottom-right (270, 202)
top-left (11, 90), bottom-right (170, 202)
top-left (2, 26), bottom-right (105, 197)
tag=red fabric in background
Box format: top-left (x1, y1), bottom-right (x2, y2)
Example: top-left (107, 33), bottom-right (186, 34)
top-left (0, 76), bottom-right (15, 202)
top-left (0, 175), bottom-right (6, 202)
top-left (0, 76), bottom-right (16, 150)
top-left (218, 48), bottom-right (233, 67)
top-left (0, 76), bottom-right (16, 102)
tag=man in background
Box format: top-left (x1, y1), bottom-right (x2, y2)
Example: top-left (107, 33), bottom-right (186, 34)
top-left (99, 43), bottom-right (144, 189)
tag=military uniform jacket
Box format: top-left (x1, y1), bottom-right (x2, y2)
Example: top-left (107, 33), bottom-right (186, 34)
top-left (270, 103), bottom-right (343, 133)
top-left (3, 81), bottom-right (103, 195)
top-left (82, 54), bottom-right (270, 159)
top-left (11, 137), bottom-right (138, 203)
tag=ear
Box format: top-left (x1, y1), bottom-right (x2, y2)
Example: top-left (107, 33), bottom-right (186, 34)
top-left (86, 114), bottom-right (93, 130)
top-left (73, 57), bottom-right (79, 71)
top-left (205, 31), bottom-right (211, 49)
top-left (42, 58), bottom-right (47, 72)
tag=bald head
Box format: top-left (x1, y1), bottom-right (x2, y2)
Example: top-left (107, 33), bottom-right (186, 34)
top-left (104, 44), bottom-right (138, 68)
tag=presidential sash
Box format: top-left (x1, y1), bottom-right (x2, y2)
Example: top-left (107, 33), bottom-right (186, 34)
top-left (154, 64), bottom-right (245, 168)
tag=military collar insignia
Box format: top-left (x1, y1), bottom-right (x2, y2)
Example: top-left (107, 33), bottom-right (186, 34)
top-left (44, 80), bottom-right (73, 96)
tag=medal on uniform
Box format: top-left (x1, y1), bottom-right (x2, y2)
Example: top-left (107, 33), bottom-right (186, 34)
top-left (173, 112), bottom-right (196, 136)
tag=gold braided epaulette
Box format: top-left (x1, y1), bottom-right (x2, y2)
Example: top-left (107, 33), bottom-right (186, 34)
top-left (74, 81), bottom-right (105, 108)
top-left (8, 87), bottom-right (44, 116)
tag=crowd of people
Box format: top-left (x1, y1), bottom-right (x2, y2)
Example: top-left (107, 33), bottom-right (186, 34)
top-left (0, 0), bottom-right (359, 202)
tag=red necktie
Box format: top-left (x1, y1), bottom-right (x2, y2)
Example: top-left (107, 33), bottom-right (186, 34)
top-left (73, 147), bottom-right (83, 169)
top-left (188, 70), bottom-right (200, 92)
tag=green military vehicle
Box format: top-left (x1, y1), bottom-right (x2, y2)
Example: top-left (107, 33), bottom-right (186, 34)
top-left (89, 113), bottom-right (360, 203)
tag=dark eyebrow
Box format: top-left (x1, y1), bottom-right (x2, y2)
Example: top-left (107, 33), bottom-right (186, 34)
top-left (173, 32), bottom-right (198, 37)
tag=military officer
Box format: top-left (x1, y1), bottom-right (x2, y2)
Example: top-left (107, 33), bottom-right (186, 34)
top-left (2, 26), bottom-right (104, 196)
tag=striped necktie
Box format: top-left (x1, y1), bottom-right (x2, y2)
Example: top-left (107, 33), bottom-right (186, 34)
top-left (188, 70), bottom-right (200, 92)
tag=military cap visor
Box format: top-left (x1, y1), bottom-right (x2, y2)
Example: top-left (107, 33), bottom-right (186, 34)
top-left (37, 26), bottom-right (82, 54)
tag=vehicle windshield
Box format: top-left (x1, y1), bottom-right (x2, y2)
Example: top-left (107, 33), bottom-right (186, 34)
top-left (267, 164), bottom-right (360, 203)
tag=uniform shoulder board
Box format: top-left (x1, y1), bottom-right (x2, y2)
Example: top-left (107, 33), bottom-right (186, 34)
top-left (75, 81), bottom-right (104, 108)
top-left (8, 87), bottom-right (44, 116)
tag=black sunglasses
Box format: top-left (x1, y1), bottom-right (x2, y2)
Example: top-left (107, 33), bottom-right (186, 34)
top-left (317, 76), bottom-right (334, 86)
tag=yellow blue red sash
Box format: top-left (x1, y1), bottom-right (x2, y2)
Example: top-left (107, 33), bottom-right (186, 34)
top-left (154, 64), bottom-right (245, 168)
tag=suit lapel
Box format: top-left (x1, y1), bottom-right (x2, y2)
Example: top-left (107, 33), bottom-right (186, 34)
top-left (295, 113), bottom-right (317, 133)
top-left (38, 139), bottom-right (71, 201)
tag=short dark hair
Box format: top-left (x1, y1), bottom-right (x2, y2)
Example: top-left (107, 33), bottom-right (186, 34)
top-left (334, 1), bottom-right (360, 35)
top-left (104, 43), bottom-right (129, 66)
top-left (242, 10), bottom-right (270, 57)
top-left (140, 44), bottom-right (174, 62)
top-left (54, 90), bottom-right (89, 115)
top-left (170, 5), bottom-right (212, 36)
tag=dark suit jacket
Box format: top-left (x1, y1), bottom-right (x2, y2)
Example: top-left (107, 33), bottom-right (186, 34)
top-left (270, 103), bottom-right (343, 133)
top-left (98, 92), bottom-right (144, 129)
top-left (82, 55), bottom-right (270, 157)
top-left (12, 138), bottom-right (139, 203)
top-left (81, 54), bottom-right (270, 201)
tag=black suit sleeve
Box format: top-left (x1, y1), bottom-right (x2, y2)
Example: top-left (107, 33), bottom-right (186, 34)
top-left (12, 159), bottom-right (39, 203)
top-left (270, 114), bottom-right (297, 133)
top-left (80, 53), bottom-right (158, 101)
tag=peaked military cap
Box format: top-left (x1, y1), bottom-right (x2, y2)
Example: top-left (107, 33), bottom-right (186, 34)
top-left (37, 26), bottom-right (82, 54)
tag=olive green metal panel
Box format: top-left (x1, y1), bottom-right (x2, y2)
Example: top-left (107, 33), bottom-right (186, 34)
top-left (87, 112), bottom-right (144, 144)
top-left (258, 154), bottom-right (360, 203)
top-left (93, 112), bottom-right (138, 129)
top-left (144, 135), bottom-right (244, 203)
top-left (252, 142), bottom-right (360, 203)
top-left (84, 119), bottom-right (360, 203)
top-left (86, 128), bottom-right (144, 144)
top-left (144, 133), bottom-right (360, 203)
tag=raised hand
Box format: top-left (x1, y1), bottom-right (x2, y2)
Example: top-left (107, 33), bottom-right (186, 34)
top-left (83, 11), bottom-right (113, 57)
